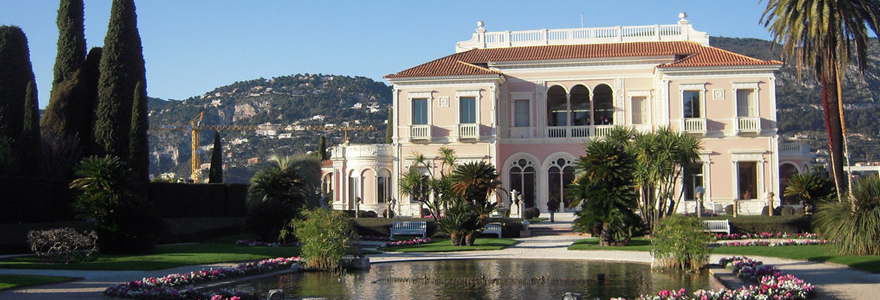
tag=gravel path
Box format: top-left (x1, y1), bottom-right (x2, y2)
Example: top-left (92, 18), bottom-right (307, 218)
top-left (1, 218), bottom-right (878, 300)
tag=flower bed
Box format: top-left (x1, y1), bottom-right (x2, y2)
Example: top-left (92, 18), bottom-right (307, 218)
top-left (716, 239), bottom-right (826, 247)
top-left (377, 237), bottom-right (432, 249)
top-left (104, 257), bottom-right (301, 300)
top-left (714, 232), bottom-right (820, 240)
top-left (609, 256), bottom-right (814, 300)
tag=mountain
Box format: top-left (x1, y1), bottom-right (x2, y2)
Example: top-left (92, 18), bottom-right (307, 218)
top-left (148, 74), bottom-right (392, 183)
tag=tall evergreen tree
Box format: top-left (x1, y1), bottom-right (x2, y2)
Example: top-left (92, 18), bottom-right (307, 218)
top-left (20, 81), bottom-right (42, 177)
top-left (317, 135), bottom-right (327, 160)
top-left (208, 131), bottom-right (223, 183)
top-left (80, 47), bottom-right (102, 157)
top-left (52, 0), bottom-right (86, 85)
top-left (94, 0), bottom-right (146, 158)
top-left (0, 26), bottom-right (36, 175)
top-left (129, 81), bottom-right (149, 182)
top-left (385, 107), bottom-right (393, 144)
top-left (43, 0), bottom-right (88, 156)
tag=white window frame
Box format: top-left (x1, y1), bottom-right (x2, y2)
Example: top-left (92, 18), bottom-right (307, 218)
top-left (678, 83), bottom-right (707, 133)
top-left (733, 82), bottom-right (760, 118)
top-left (627, 90), bottom-right (651, 126)
top-left (408, 91), bottom-right (433, 126)
top-left (455, 90), bottom-right (481, 125)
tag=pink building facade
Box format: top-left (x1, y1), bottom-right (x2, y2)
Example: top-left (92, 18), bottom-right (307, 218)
top-left (323, 16), bottom-right (813, 216)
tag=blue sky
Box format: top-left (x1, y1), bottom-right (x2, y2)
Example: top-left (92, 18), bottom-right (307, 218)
top-left (1, 1), bottom-right (777, 108)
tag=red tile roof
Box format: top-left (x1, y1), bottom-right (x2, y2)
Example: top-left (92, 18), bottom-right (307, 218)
top-left (386, 41), bottom-right (781, 79)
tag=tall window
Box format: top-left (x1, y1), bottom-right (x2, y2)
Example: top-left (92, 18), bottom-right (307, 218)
top-left (514, 100), bottom-right (530, 127)
top-left (348, 172), bottom-right (359, 209)
top-left (683, 163), bottom-right (704, 200)
top-left (509, 159), bottom-right (536, 208)
top-left (632, 96), bottom-right (648, 125)
top-left (547, 158), bottom-right (575, 211)
top-left (683, 91), bottom-right (701, 118)
top-left (412, 98), bottom-right (428, 125)
top-left (459, 96), bottom-right (476, 123)
top-left (377, 169), bottom-right (391, 203)
top-left (736, 89), bottom-right (756, 117)
top-left (738, 162), bottom-right (758, 200)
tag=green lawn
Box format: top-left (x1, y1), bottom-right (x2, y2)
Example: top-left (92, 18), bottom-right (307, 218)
top-left (0, 243), bottom-right (300, 271)
top-left (0, 274), bottom-right (75, 290)
top-left (381, 238), bottom-right (518, 253)
top-left (568, 238), bottom-right (880, 273)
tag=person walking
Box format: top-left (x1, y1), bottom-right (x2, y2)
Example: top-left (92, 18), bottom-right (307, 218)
top-left (547, 197), bottom-right (559, 223)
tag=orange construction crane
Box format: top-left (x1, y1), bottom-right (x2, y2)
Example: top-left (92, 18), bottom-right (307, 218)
top-left (150, 112), bottom-right (375, 182)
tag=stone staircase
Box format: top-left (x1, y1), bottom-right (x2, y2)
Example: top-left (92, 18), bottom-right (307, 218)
top-left (526, 213), bottom-right (580, 236)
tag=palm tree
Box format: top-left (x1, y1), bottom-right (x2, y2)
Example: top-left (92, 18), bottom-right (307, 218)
top-left (784, 171), bottom-right (835, 212)
top-left (569, 137), bottom-right (640, 246)
top-left (762, 0), bottom-right (880, 201)
top-left (449, 161), bottom-right (502, 220)
top-left (815, 176), bottom-right (880, 255)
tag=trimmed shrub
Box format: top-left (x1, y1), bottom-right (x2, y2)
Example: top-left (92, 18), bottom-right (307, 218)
top-left (246, 200), bottom-right (296, 242)
top-left (27, 227), bottom-right (97, 263)
top-left (704, 215), bottom-right (813, 233)
top-left (761, 205), bottom-right (782, 216)
top-left (351, 218), bottom-right (437, 237)
top-left (724, 205), bottom-right (734, 214)
top-left (780, 206), bottom-right (797, 216)
top-left (381, 208), bottom-right (395, 218)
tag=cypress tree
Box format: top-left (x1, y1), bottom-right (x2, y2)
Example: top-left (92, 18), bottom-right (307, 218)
top-left (21, 81), bottom-right (42, 177)
top-left (43, 0), bottom-right (88, 151)
top-left (0, 26), bottom-right (35, 148)
top-left (129, 81), bottom-right (149, 182)
top-left (385, 107), bottom-right (393, 144)
top-left (318, 135), bottom-right (327, 160)
top-left (52, 0), bottom-right (86, 85)
top-left (208, 131), bottom-right (223, 183)
top-left (94, 0), bottom-right (146, 158)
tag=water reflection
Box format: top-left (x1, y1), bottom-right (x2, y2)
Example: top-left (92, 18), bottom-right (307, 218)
top-left (218, 259), bottom-right (711, 300)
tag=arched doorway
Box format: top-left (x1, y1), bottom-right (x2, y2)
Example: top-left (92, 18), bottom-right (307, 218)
top-left (547, 156), bottom-right (576, 212)
top-left (593, 84), bottom-right (613, 125)
top-left (508, 158), bottom-right (537, 209)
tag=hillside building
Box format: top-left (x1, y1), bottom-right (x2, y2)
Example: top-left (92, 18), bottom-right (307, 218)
top-left (322, 15), bottom-right (813, 217)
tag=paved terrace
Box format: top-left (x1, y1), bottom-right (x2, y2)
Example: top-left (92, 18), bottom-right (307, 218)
top-left (1, 215), bottom-right (879, 300)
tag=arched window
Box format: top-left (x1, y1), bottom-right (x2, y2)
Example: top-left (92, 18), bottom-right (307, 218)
top-left (348, 170), bottom-right (360, 209)
top-left (509, 159), bottom-right (536, 208)
top-left (593, 84), bottom-right (614, 125)
top-left (547, 157), bottom-right (575, 211)
top-left (547, 86), bottom-right (568, 127)
top-left (570, 85), bottom-right (591, 126)
top-left (779, 163), bottom-right (800, 204)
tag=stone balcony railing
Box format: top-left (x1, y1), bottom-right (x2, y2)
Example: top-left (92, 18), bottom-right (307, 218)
top-left (456, 14), bottom-right (709, 52)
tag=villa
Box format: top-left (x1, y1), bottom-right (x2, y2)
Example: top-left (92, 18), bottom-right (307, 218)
top-left (322, 14), bottom-right (814, 217)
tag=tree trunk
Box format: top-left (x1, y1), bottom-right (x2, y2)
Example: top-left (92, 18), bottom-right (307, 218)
top-left (600, 222), bottom-right (613, 246)
top-left (822, 65), bottom-right (847, 202)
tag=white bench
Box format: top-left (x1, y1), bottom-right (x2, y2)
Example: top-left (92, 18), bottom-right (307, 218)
top-left (702, 219), bottom-right (731, 234)
top-left (483, 222), bottom-right (502, 238)
top-left (390, 221), bottom-right (427, 239)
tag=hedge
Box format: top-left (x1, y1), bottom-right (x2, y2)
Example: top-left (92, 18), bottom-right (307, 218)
top-left (350, 217), bottom-right (526, 238)
top-left (704, 215), bottom-right (813, 234)
top-left (149, 183), bottom-right (247, 218)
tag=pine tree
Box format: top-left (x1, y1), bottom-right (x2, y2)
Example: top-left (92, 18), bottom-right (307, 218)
top-left (208, 131), bottom-right (223, 183)
top-left (318, 135), bottom-right (327, 160)
top-left (385, 107), bottom-right (393, 144)
top-left (20, 81), bottom-right (42, 177)
top-left (129, 81), bottom-right (148, 182)
top-left (52, 0), bottom-right (85, 85)
top-left (0, 26), bottom-right (35, 148)
top-left (94, 0), bottom-right (146, 158)
top-left (80, 47), bottom-right (102, 157)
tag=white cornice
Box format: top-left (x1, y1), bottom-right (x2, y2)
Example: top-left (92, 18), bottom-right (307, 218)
top-left (386, 74), bottom-right (505, 85)
top-left (488, 56), bottom-right (675, 68)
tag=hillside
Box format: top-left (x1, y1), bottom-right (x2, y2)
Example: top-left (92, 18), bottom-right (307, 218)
top-left (148, 74), bottom-right (392, 183)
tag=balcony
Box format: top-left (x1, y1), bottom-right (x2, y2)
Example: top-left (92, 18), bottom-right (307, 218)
top-left (682, 118), bottom-right (706, 134)
top-left (458, 124), bottom-right (479, 141)
top-left (735, 117), bottom-right (760, 134)
top-left (544, 125), bottom-right (615, 138)
top-left (409, 125), bottom-right (431, 141)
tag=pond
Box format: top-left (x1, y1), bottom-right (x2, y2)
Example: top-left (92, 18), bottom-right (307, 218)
top-left (216, 259), bottom-right (713, 300)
